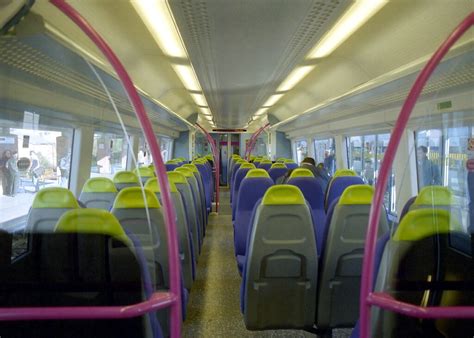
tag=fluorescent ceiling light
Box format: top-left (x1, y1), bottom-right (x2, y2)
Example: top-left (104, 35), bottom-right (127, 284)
top-left (263, 94), bottom-right (284, 107)
top-left (255, 108), bottom-right (268, 116)
top-left (191, 93), bottom-right (207, 107)
top-left (132, 0), bottom-right (186, 58)
top-left (203, 115), bottom-right (213, 121)
top-left (173, 64), bottom-right (201, 91)
top-left (277, 65), bottom-right (315, 92)
top-left (200, 107), bottom-right (212, 116)
top-left (308, 0), bottom-right (387, 58)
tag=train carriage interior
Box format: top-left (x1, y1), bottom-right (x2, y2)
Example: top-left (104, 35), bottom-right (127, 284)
top-left (0, 0), bottom-right (473, 337)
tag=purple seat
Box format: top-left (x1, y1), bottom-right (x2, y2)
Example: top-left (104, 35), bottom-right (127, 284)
top-left (194, 163), bottom-right (212, 212)
top-left (285, 162), bottom-right (298, 170)
top-left (257, 161), bottom-right (272, 171)
top-left (268, 167), bottom-right (288, 183)
top-left (325, 176), bottom-right (364, 211)
top-left (230, 161), bottom-right (245, 204)
top-left (165, 163), bottom-right (179, 171)
top-left (233, 170), bottom-right (273, 273)
top-left (231, 164), bottom-right (256, 220)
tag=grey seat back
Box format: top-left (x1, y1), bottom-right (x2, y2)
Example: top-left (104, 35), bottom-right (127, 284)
top-left (317, 185), bottom-right (388, 329)
top-left (243, 185), bottom-right (318, 330)
top-left (168, 172), bottom-right (201, 259)
top-left (111, 187), bottom-right (168, 289)
top-left (145, 178), bottom-right (194, 290)
top-left (25, 187), bottom-right (80, 233)
top-left (78, 177), bottom-right (117, 210)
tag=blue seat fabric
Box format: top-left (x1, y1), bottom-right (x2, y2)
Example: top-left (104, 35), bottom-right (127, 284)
top-left (231, 168), bottom-right (252, 220)
top-left (268, 167), bottom-right (288, 183)
top-left (325, 176), bottom-right (364, 211)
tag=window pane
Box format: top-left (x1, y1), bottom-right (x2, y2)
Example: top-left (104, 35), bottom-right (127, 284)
top-left (314, 138), bottom-right (336, 175)
top-left (91, 132), bottom-right (128, 178)
top-left (347, 136), bottom-right (362, 175)
top-left (138, 137), bottom-right (153, 167)
top-left (251, 134), bottom-right (268, 157)
top-left (159, 136), bottom-right (173, 162)
top-left (295, 139), bottom-right (308, 164)
top-left (1, 123), bottom-right (73, 232)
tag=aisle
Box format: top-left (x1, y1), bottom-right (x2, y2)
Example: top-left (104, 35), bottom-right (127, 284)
top-left (182, 188), bottom-right (350, 337)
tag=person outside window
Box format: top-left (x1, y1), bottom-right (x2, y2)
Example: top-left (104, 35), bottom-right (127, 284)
top-left (0, 150), bottom-right (12, 196)
top-left (6, 151), bottom-right (20, 196)
top-left (363, 160), bottom-right (375, 185)
top-left (417, 146), bottom-right (442, 188)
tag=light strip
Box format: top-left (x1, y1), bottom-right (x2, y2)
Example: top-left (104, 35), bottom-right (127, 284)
top-left (131, 0), bottom-right (186, 58)
top-left (277, 65), bottom-right (315, 92)
top-left (308, 0), bottom-right (387, 59)
top-left (254, 108), bottom-right (269, 116)
top-left (173, 64), bottom-right (201, 91)
top-left (191, 93), bottom-right (208, 107)
top-left (200, 107), bottom-right (212, 116)
top-left (263, 94), bottom-right (284, 107)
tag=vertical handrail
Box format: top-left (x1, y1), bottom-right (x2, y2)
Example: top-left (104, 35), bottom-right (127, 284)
top-left (245, 123), bottom-right (270, 160)
top-left (196, 123), bottom-right (220, 213)
top-left (359, 13), bottom-right (474, 338)
top-left (49, 1), bottom-right (183, 336)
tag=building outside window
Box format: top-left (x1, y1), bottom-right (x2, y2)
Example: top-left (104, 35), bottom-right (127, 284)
top-left (314, 138), bottom-right (336, 175)
top-left (90, 131), bottom-right (128, 178)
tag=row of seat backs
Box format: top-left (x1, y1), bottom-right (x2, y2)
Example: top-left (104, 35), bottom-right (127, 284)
top-left (0, 208), bottom-right (151, 338)
top-left (192, 158), bottom-right (214, 212)
top-left (165, 157), bottom-right (187, 171)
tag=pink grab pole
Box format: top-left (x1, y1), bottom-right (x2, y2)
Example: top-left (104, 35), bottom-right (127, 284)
top-left (196, 123), bottom-right (220, 213)
top-left (49, 1), bottom-right (183, 336)
top-left (359, 13), bottom-right (474, 338)
top-left (245, 123), bottom-right (270, 160)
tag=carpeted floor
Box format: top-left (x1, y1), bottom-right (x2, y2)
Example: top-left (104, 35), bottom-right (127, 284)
top-left (182, 188), bottom-right (352, 337)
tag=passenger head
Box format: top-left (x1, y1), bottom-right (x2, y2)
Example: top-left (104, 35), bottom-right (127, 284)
top-left (417, 146), bottom-right (428, 159)
top-left (2, 150), bottom-right (11, 158)
top-left (301, 157), bottom-right (316, 166)
top-left (12, 151), bottom-right (18, 158)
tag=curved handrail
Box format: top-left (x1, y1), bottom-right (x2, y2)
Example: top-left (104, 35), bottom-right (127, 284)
top-left (245, 123), bottom-right (270, 160)
top-left (48, 1), bottom-right (182, 336)
top-left (359, 13), bottom-right (474, 338)
top-left (196, 123), bottom-right (220, 213)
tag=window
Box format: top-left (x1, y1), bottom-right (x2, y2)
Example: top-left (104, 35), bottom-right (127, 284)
top-left (314, 138), bottom-right (336, 175)
top-left (294, 139), bottom-right (308, 164)
top-left (0, 123), bottom-right (73, 231)
top-left (416, 124), bottom-right (473, 232)
top-left (347, 133), bottom-right (396, 214)
top-left (90, 132), bottom-right (128, 178)
top-left (158, 136), bottom-right (173, 162)
top-left (138, 137), bottom-right (153, 167)
top-left (251, 134), bottom-right (268, 157)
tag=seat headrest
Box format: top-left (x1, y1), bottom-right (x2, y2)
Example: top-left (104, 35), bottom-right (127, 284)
top-left (275, 158), bottom-right (286, 163)
top-left (235, 159), bottom-right (247, 164)
top-left (113, 171), bottom-right (139, 184)
top-left (167, 171), bottom-right (188, 185)
top-left (262, 185), bottom-right (305, 205)
top-left (413, 186), bottom-right (454, 206)
top-left (205, 154), bottom-right (213, 160)
top-left (148, 165), bottom-right (155, 170)
top-left (339, 185), bottom-right (374, 205)
top-left (259, 160), bottom-right (272, 164)
top-left (32, 187), bottom-right (79, 209)
top-left (245, 169), bottom-right (270, 179)
top-left (333, 169), bottom-right (357, 177)
top-left (175, 167), bottom-right (193, 178)
top-left (166, 159), bottom-right (180, 164)
top-left (145, 177), bottom-right (178, 193)
top-left (82, 177), bottom-right (117, 193)
top-left (270, 163), bottom-right (287, 169)
top-left (239, 163), bottom-right (256, 170)
top-left (182, 164), bottom-right (199, 173)
top-left (112, 187), bottom-right (160, 209)
top-left (176, 157), bottom-right (186, 161)
top-left (193, 159), bottom-right (206, 165)
top-left (289, 168), bottom-right (314, 178)
top-left (55, 209), bottom-right (130, 244)
top-left (284, 159), bottom-right (296, 163)
top-left (233, 154), bottom-right (242, 159)
top-left (134, 166), bottom-right (155, 177)
top-left (394, 208), bottom-right (461, 241)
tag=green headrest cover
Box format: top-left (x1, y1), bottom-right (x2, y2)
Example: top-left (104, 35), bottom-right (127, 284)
top-left (32, 187), bottom-right (79, 209)
top-left (276, 158), bottom-right (286, 162)
top-left (245, 169), bottom-right (270, 178)
top-left (176, 157), bottom-right (186, 161)
top-left (167, 171), bottom-right (188, 185)
top-left (113, 171), bottom-right (139, 184)
top-left (262, 185), bottom-right (305, 205)
top-left (55, 209), bottom-right (130, 245)
top-left (82, 177), bottom-right (117, 193)
top-left (148, 165), bottom-right (155, 170)
top-left (333, 169), bottom-right (356, 177)
top-left (271, 163), bottom-right (287, 169)
top-left (145, 177), bottom-right (178, 193)
top-left (193, 159), bottom-right (207, 164)
top-left (182, 164), bottom-right (199, 173)
top-left (394, 209), bottom-right (461, 241)
top-left (289, 168), bottom-right (314, 178)
top-left (175, 167), bottom-right (193, 178)
top-left (112, 187), bottom-right (160, 209)
top-left (232, 154), bottom-right (241, 159)
top-left (260, 160), bottom-right (272, 164)
top-left (134, 167), bottom-right (155, 177)
top-left (235, 159), bottom-right (247, 164)
top-left (284, 159), bottom-right (295, 163)
top-left (413, 186), bottom-right (454, 206)
top-left (239, 163), bottom-right (256, 170)
top-left (339, 185), bottom-right (374, 205)
top-left (166, 159), bottom-right (180, 164)
top-left (249, 155), bottom-right (256, 160)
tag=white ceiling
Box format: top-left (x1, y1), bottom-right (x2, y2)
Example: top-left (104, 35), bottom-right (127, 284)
top-left (29, 0), bottom-right (473, 132)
